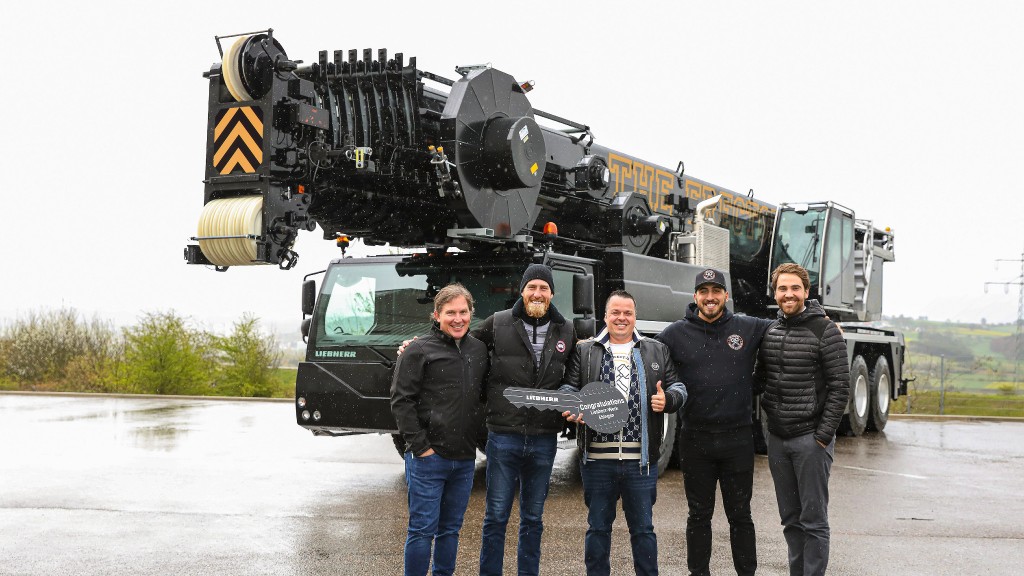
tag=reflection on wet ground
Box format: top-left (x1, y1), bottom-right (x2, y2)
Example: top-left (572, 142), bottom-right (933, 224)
top-left (0, 393), bottom-right (1022, 575)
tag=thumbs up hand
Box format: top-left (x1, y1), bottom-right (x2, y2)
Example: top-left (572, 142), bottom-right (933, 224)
top-left (651, 380), bottom-right (666, 413)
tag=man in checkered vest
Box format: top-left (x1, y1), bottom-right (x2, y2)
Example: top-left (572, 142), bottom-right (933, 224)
top-left (560, 290), bottom-right (688, 576)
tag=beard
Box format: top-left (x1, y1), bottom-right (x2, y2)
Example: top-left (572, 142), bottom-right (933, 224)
top-left (700, 303), bottom-right (723, 320)
top-left (525, 300), bottom-right (550, 318)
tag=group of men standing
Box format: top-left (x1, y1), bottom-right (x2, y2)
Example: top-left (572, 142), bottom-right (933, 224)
top-left (390, 261), bottom-right (850, 576)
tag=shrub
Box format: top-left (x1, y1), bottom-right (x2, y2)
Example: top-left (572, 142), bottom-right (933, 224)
top-left (213, 314), bottom-right (281, 397)
top-left (120, 312), bottom-right (214, 395)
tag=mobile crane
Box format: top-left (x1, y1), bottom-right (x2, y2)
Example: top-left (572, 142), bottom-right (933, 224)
top-left (186, 30), bottom-right (906, 472)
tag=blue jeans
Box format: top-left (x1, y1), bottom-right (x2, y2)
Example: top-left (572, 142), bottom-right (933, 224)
top-left (580, 459), bottom-right (659, 576)
top-left (479, 432), bottom-right (557, 576)
top-left (768, 432), bottom-right (835, 576)
top-left (403, 452), bottom-right (475, 576)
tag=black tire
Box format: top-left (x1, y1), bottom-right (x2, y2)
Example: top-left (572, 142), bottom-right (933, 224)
top-left (844, 355), bottom-right (870, 436)
top-left (656, 412), bottom-right (677, 476)
top-left (867, 356), bottom-right (892, 432)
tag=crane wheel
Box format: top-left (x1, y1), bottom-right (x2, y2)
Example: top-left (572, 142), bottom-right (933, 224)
top-left (842, 355), bottom-right (870, 436)
top-left (866, 356), bottom-right (892, 432)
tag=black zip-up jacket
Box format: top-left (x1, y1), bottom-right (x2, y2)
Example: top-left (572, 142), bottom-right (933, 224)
top-left (655, 304), bottom-right (773, 432)
top-left (473, 299), bottom-right (575, 434)
top-left (390, 324), bottom-right (489, 459)
top-left (562, 332), bottom-right (686, 465)
top-left (755, 300), bottom-right (850, 445)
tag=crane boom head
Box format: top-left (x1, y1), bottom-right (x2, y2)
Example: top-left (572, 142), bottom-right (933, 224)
top-left (184, 30), bottom-right (778, 271)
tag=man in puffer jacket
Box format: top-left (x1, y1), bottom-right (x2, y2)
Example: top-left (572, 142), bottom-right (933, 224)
top-left (755, 263), bottom-right (849, 576)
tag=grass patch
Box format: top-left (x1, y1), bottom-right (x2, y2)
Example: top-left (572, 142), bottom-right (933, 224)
top-left (269, 367), bottom-right (297, 398)
top-left (892, 391), bottom-right (1024, 418)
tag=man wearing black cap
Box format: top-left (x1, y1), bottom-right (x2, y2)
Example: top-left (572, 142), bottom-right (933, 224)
top-left (474, 263), bottom-right (576, 576)
top-left (654, 268), bottom-right (773, 576)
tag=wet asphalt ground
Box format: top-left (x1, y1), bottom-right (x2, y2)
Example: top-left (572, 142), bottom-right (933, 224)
top-left (1, 393), bottom-right (1022, 576)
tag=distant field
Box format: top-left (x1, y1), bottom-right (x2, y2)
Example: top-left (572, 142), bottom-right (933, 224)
top-left (896, 317), bottom-right (1020, 394)
top-left (270, 367), bottom-right (297, 398)
top-left (892, 391), bottom-right (1024, 418)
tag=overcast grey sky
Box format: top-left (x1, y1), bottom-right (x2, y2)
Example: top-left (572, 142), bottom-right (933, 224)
top-left (3, 1), bottom-right (1022, 332)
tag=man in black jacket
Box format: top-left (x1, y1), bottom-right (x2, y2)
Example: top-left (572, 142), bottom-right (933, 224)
top-left (398, 264), bottom-right (574, 575)
top-left (756, 263), bottom-right (849, 576)
top-left (475, 263), bottom-right (575, 576)
top-left (562, 290), bottom-right (687, 576)
top-left (391, 283), bottom-right (489, 576)
top-left (655, 268), bottom-right (772, 576)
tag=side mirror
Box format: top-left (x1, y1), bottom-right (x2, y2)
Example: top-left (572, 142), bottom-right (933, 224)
top-left (572, 274), bottom-right (595, 315)
top-left (302, 280), bottom-right (316, 316)
top-left (301, 317), bottom-right (312, 343)
top-left (574, 318), bottom-right (596, 340)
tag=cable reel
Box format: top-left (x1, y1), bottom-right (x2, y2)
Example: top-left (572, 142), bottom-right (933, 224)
top-left (222, 33), bottom-right (288, 102)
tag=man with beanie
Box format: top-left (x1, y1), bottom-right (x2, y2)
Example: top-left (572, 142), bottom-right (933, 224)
top-left (475, 263), bottom-right (575, 576)
top-left (654, 268), bottom-right (773, 576)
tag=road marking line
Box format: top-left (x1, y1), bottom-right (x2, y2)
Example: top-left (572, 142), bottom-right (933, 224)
top-left (838, 465), bottom-right (927, 480)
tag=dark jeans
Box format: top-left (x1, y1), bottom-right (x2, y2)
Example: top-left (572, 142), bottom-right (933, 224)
top-left (479, 432), bottom-right (558, 576)
top-left (403, 452), bottom-right (475, 576)
top-left (580, 459), bottom-right (659, 576)
top-left (767, 432), bottom-right (835, 576)
top-left (680, 427), bottom-right (756, 576)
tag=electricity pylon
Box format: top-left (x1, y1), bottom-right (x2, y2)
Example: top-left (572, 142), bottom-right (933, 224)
top-left (985, 248), bottom-right (1024, 389)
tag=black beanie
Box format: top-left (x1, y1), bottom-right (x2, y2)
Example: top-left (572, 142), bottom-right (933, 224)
top-left (519, 264), bottom-right (555, 293)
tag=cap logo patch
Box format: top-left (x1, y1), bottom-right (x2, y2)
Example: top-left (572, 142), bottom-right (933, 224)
top-left (727, 334), bottom-right (744, 350)
top-left (703, 269), bottom-right (716, 280)
top-left (556, 340), bottom-right (566, 353)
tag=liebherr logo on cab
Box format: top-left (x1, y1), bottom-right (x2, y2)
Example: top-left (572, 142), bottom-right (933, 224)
top-left (315, 350), bottom-right (357, 358)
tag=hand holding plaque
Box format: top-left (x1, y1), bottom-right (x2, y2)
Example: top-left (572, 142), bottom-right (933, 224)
top-left (502, 381), bottom-right (628, 434)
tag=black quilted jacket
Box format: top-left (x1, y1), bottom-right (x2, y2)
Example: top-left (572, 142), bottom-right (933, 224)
top-left (755, 300), bottom-right (849, 445)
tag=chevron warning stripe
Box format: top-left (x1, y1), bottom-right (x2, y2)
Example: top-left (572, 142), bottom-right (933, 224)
top-left (213, 106), bottom-right (264, 174)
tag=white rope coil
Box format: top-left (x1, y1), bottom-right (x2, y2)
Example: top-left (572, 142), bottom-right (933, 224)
top-left (197, 196), bottom-right (264, 266)
top-left (223, 35), bottom-right (253, 102)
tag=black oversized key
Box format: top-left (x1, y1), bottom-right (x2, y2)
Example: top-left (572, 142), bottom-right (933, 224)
top-left (503, 381), bottom-right (628, 433)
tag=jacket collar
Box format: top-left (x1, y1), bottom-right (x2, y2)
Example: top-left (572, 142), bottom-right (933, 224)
top-left (430, 322), bottom-right (461, 346)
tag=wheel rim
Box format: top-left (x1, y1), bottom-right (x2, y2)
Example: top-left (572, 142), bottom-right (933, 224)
top-left (876, 372), bottom-right (891, 415)
top-left (855, 373), bottom-right (869, 417)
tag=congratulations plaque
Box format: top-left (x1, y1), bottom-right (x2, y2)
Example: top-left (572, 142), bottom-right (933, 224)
top-left (503, 381), bottom-right (628, 434)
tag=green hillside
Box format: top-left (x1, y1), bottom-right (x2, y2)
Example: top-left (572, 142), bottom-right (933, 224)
top-left (883, 316), bottom-right (1022, 416)
top-left (888, 316), bottom-right (1021, 393)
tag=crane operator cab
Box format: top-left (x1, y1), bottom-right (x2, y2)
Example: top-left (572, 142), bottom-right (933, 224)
top-left (768, 202), bottom-right (894, 323)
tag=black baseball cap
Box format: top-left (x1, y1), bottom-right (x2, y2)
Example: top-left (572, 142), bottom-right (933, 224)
top-left (694, 268), bottom-right (728, 291)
